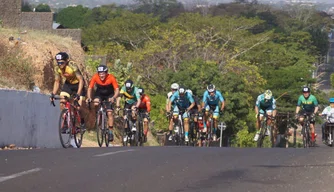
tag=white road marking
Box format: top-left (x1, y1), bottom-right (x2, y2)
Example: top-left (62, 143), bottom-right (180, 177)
top-left (0, 168), bottom-right (42, 183)
top-left (94, 149), bottom-right (135, 157)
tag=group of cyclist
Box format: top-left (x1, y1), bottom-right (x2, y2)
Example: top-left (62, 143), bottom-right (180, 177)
top-left (49, 52), bottom-right (151, 143)
top-left (165, 83), bottom-right (225, 143)
top-left (50, 51), bottom-right (329, 146)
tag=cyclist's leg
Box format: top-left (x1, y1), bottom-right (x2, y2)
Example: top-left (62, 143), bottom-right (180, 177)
top-left (67, 83), bottom-right (86, 126)
top-left (59, 83), bottom-right (72, 110)
top-left (104, 95), bottom-right (114, 141)
top-left (254, 110), bottom-right (264, 141)
top-left (204, 104), bottom-right (210, 132)
top-left (169, 106), bottom-right (180, 140)
top-left (310, 115), bottom-right (316, 142)
top-left (183, 110), bottom-right (190, 141)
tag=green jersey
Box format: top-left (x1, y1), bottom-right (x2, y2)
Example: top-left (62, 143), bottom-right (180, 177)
top-left (297, 95), bottom-right (318, 113)
top-left (120, 86), bottom-right (140, 104)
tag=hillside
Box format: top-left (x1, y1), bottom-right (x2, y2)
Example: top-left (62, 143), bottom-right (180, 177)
top-left (0, 28), bottom-right (88, 92)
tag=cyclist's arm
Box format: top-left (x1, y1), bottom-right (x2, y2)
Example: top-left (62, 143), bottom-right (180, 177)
top-left (110, 75), bottom-right (120, 100)
top-left (167, 95), bottom-right (175, 112)
top-left (112, 88), bottom-right (120, 101)
top-left (135, 88), bottom-right (141, 108)
top-left (87, 75), bottom-right (97, 99)
top-left (146, 96), bottom-right (151, 113)
top-left (75, 70), bottom-right (84, 96)
top-left (272, 98), bottom-right (277, 117)
top-left (296, 96), bottom-right (302, 114)
top-left (218, 92), bottom-right (225, 110)
top-left (313, 96), bottom-right (319, 114)
top-left (116, 94), bottom-right (122, 107)
top-left (202, 92), bottom-right (208, 109)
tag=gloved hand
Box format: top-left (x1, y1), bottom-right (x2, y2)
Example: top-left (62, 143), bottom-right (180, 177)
top-left (86, 98), bottom-right (92, 103)
top-left (50, 93), bottom-right (55, 101)
top-left (295, 114), bottom-right (299, 120)
top-left (73, 93), bottom-right (80, 101)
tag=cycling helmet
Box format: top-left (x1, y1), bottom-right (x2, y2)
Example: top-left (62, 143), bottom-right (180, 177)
top-left (55, 52), bottom-right (69, 61)
top-left (329, 98), bottom-right (334, 103)
top-left (125, 79), bottom-right (134, 90)
top-left (186, 89), bottom-right (193, 96)
top-left (264, 90), bottom-right (272, 100)
top-left (302, 86), bottom-right (310, 93)
top-left (179, 86), bottom-right (186, 94)
top-left (97, 65), bottom-right (108, 73)
top-left (138, 87), bottom-right (144, 95)
top-left (171, 83), bottom-right (179, 90)
top-left (207, 84), bottom-right (216, 93)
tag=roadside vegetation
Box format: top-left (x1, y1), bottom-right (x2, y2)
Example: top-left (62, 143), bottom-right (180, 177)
top-left (1, 0), bottom-right (333, 147)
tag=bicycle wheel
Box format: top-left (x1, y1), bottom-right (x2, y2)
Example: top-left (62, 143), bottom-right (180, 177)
top-left (122, 120), bottom-right (129, 147)
top-left (96, 111), bottom-right (104, 147)
top-left (58, 109), bottom-right (71, 148)
top-left (104, 113), bottom-right (109, 147)
top-left (137, 119), bottom-right (143, 146)
top-left (74, 111), bottom-right (83, 148)
top-left (257, 121), bottom-right (266, 148)
top-left (302, 126), bottom-right (309, 148)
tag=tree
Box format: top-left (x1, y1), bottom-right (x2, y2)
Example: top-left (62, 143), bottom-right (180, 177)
top-left (35, 3), bottom-right (51, 12)
top-left (56, 5), bottom-right (90, 28)
top-left (22, 2), bottom-right (33, 12)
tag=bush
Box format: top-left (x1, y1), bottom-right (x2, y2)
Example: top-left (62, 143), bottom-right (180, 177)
top-left (0, 44), bottom-right (34, 89)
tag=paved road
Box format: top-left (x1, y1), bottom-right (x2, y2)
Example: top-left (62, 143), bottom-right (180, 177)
top-left (316, 63), bottom-right (334, 93)
top-left (1, 144), bottom-right (334, 192)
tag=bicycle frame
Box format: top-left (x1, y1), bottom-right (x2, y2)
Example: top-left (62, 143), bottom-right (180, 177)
top-left (257, 113), bottom-right (272, 148)
top-left (301, 113), bottom-right (313, 148)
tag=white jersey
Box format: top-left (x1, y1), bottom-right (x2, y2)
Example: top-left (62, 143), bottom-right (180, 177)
top-left (321, 106), bottom-right (334, 123)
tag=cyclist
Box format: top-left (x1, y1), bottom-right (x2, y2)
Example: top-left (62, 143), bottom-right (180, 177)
top-left (166, 86), bottom-right (195, 142)
top-left (295, 86), bottom-right (319, 143)
top-left (50, 52), bottom-right (86, 130)
top-left (202, 84), bottom-right (225, 141)
top-left (166, 83), bottom-right (179, 111)
top-left (86, 65), bottom-right (119, 142)
top-left (253, 90), bottom-right (277, 142)
top-left (186, 89), bottom-right (202, 139)
top-left (320, 98), bottom-right (334, 143)
top-left (116, 79), bottom-right (141, 139)
top-left (138, 87), bottom-right (151, 142)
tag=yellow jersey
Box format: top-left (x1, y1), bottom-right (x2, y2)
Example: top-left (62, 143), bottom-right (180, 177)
top-left (54, 61), bottom-right (81, 84)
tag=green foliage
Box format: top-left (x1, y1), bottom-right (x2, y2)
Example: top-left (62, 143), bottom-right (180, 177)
top-left (35, 3), bottom-right (51, 12)
top-left (79, 3), bottom-right (331, 147)
top-left (22, 2), bottom-right (33, 12)
top-left (331, 73), bottom-right (334, 88)
top-left (55, 5), bottom-right (90, 28)
top-left (149, 94), bottom-right (168, 133)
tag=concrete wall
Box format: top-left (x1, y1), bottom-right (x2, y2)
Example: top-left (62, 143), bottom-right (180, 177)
top-left (0, 0), bottom-right (21, 28)
top-left (0, 90), bottom-right (61, 148)
top-left (20, 12), bottom-right (53, 30)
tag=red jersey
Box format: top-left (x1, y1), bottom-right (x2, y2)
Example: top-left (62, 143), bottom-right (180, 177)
top-left (138, 94), bottom-right (151, 112)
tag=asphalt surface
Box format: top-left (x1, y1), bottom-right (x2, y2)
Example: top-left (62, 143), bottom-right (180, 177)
top-left (1, 140), bottom-right (334, 192)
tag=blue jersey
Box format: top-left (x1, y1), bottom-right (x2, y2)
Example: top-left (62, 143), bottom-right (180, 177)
top-left (202, 90), bottom-right (224, 106)
top-left (255, 94), bottom-right (276, 110)
top-left (170, 91), bottom-right (194, 109)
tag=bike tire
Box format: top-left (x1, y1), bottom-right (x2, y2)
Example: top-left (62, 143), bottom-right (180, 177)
top-left (137, 119), bottom-right (143, 146)
top-left (58, 109), bottom-right (71, 148)
top-left (257, 122), bottom-right (266, 148)
top-left (103, 113), bottom-right (109, 147)
top-left (302, 126), bottom-right (309, 148)
top-left (74, 111), bottom-right (83, 148)
top-left (96, 112), bottom-right (104, 147)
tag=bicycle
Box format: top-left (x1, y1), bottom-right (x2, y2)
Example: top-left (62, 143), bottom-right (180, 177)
top-left (257, 113), bottom-right (274, 148)
top-left (197, 112), bottom-right (210, 147)
top-left (137, 109), bottom-right (148, 146)
top-left (51, 95), bottom-right (85, 148)
top-left (189, 112), bottom-right (199, 146)
top-left (121, 108), bottom-right (138, 147)
top-left (300, 113), bottom-right (315, 148)
top-left (321, 114), bottom-right (334, 147)
top-left (90, 100), bottom-right (113, 147)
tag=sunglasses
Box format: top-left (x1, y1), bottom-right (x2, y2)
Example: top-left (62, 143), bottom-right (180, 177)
top-left (57, 61), bottom-right (65, 65)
